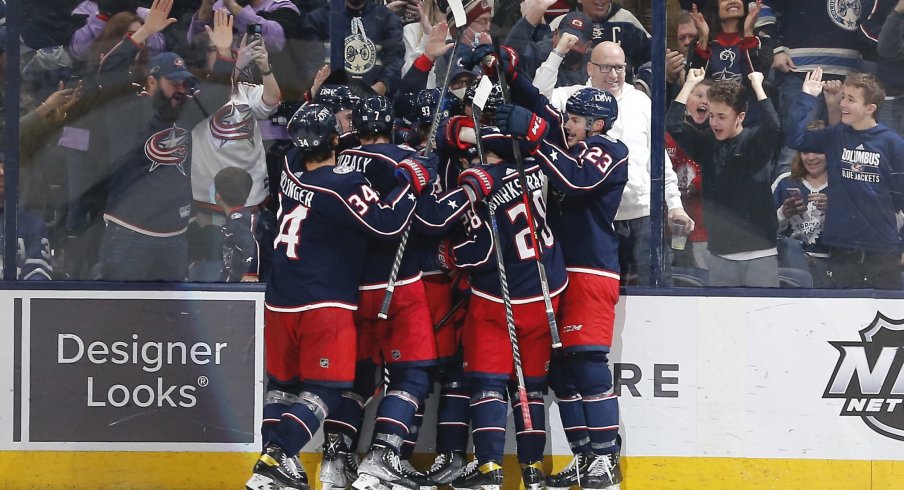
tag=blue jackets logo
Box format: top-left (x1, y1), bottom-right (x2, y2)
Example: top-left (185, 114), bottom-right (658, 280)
top-left (827, 0), bottom-right (861, 31)
top-left (823, 313), bottom-right (904, 441)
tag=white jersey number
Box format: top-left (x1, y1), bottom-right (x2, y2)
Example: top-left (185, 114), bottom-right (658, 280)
top-left (505, 190), bottom-right (554, 261)
top-left (274, 203), bottom-right (310, 259)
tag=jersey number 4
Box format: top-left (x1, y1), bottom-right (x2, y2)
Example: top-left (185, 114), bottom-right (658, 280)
top-left (274, 203), bottom-right (309, 259)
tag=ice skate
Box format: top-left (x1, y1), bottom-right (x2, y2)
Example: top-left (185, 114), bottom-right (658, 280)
top-left (321, 433), bottom-right (352, 489)
top-left (545, 452), bottom-right (589, 490)
top-left (449, 460), bottom-right (503, 490)
top-left (352, 446), bottom-right (417, 490)
top-left (580, 452), bottom-right (622, 490)
top-left (421, 451), bottom-right (466, 487)
top-left (245, 443), bottom-right (310, 490)
top-left (521, 461), bottom-right (546, 490)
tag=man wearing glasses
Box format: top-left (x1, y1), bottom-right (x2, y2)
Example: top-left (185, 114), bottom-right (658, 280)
top-left (535, 41), bottom-right (694, 285)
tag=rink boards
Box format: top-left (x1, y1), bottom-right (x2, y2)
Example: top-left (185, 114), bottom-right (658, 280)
top-left (0, 289), bottom-right (903, 489)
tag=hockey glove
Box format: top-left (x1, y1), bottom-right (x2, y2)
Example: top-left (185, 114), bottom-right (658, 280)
top-left (436, 238), bottom-right (456, 272)
top-left (396, 154), bottom-right (439, 195)
top-left (441, 115), bottom-right (475, 151)
top-left (483, 46), bottom-right (519, 82)
top-left (496, 104), bottom-right (547, 147)
top-left (457, 164), bottom-right (505, 203)
top-left (461, 44), bottom-right (495, 71)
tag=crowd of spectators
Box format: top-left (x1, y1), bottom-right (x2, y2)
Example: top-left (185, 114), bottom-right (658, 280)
top-left (3, 0), bottom-right (904, 289)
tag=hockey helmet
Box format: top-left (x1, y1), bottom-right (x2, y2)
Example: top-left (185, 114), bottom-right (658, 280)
top-left (464, 77), bottom-right (503, 124)
top-left (287, 103), bottom-right (339, 152)
top-left (565, 87), bottom-right (618, 133)
top-left (354, 95), bottom-right (394, 138)
top-left (316, 84), bottom-right (359, 113)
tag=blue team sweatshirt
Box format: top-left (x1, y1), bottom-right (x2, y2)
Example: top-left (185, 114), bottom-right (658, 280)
top-left (786, 94), bottom-right (904, 251)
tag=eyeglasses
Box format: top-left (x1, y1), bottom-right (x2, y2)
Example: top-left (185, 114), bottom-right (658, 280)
top-left (590, 62), bottom-right (627, 74)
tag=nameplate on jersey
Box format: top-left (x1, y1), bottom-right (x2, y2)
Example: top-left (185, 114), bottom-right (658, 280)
top-left (488, 171), bottom-right (546, 209)
top-left (335, 153), bottom-right (371, 174)
top-left (280, 173), bottom-right (315, 206)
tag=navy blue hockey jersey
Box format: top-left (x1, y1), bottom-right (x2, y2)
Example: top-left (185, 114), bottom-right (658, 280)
top-left (222, 208), bottom-right (261, 282)
top-left (266, 153), bottom-right (417, 311)
top-left (452, 161), bottom-right (567, 303)
top-left (535, 136), bottom-right (629, 277)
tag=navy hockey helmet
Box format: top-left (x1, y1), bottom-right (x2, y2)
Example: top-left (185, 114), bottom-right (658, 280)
top-left (394, 91), bottom-right (421, 126)
top-left (464, 77), bottom-right (504, 124)
top-left (354, 95), bottom-right (394, 138)
top-left (415, 88), bottom-right (442, 125)
top-left (565, 87), bottom-right (618, 133)
top-left (287, 103), bottom-right (339, 152)
top-left (316, 84), bottom-right (359, 113)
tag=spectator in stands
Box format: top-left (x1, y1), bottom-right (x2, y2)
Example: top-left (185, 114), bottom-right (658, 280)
top-left (303, 0), bottom-right (404, 96)
top-left (667, 69), bottom-right (781, 287)
top-left (687, 0), bottom-right (771, 82)
top-left (95, 0), bottom-right (234, 281)
top-left (787, 68), bottom-right (904, 289)
top-left (401, 0), bottom-right (448, 84)
top-left (21, 0), bottom-right (87, 50)
top-left (550, 0), bottom-right (650, 73)
top-left (191, 33), bottom-right (280, 221)
top-left (535, 41), bottom-right (694, 285)
top-left (666, 78), bottom-right (712, 271)
top-left (772, 120), bottom-right (830, 287)
top-left (188, 0), bottom-right (304, 100)
top-left (874, 0), bottom-right (904, 135)
top-left (756, 0), bottom-right (863, 121)
top-left (507, 0), bottom-right (593, 89)
top-left (431, 0), bottom-right (494, 85)
top-left (0, 161), bottom-right (53, 280)
top-left (666, 11), bottom-right (698, 89)
top-left (215, 166), bottom-right (263, 282)
top-left (69, 0), bottom-right (167, 62)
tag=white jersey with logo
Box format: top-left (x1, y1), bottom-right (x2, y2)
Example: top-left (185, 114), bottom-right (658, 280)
top-left (191, 82), bottom-right (279, 207)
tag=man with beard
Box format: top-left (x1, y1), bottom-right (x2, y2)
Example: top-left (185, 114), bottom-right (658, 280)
top-left (96, 0), bottom-right (234, 280)
top-left (506, 0), bottom-right (594, 88)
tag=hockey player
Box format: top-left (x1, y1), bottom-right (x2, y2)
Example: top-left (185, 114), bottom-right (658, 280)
top-left (497, 84), bottom-right (629, 489)
top-left (246, 103), bottom-right (434, 490)
top-left (438, 107), bottom-right (568, 489)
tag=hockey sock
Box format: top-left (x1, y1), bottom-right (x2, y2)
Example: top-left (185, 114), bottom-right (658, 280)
top-left (469, 377), bottom-right (507, 463)
top-left (549, 354), bottom-right (591, 455)
top-left (261, 378), bottom-right (303, 449)
top-left (272, 385), bottom-right (341, 455)
top-left (400, 401), bottom-right (426, 460)
top-left (323, 360), bottom-right (376, 449)
top-left (510, 379), bottom-right (547, 464)
top-left (570, 352), bottom-right (619, 455)
top-left (436, 367), bottom-right (471, 454)
top-left (372, 366), bottom-right (430, 452)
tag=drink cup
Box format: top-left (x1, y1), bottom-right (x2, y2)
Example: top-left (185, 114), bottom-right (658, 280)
top-left (670, 220), bottom-right (688, 251)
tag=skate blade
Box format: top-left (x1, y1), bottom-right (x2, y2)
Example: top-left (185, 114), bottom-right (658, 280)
top-left (352, 474), bottom-right (391, 490)
top-left (450, 486), bottom-right (499, 490)
top-left (246, 473), bottom-right (280, 490)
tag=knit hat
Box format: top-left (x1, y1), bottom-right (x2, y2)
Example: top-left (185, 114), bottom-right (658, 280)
top-left (447, 0), bottom-right (494, 26)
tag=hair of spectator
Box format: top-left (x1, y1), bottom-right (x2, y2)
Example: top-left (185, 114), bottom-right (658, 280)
top-left (215, 167), bottom-right (254, 208)
top-left (91, 11), bottom-right (142, 65)
top-left (677, 11), bottom-right (694, 27)
top-left (790, 120), bottom-right (827, 182)
top-left (843, 72), bottom-right (886, 113)
top-left (703, 1), bottom-right (748, 36)
top-left (708, 79), bottom-right (747, 114)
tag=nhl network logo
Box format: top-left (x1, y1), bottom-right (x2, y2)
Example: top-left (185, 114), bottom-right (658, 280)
top-left (824, 313), bottom-right (904, 441)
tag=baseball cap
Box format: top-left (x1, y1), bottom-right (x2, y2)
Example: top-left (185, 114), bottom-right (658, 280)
top-left (557, 11), bottom-right (593, 45)
top-left (148, 52), bottom-right (197, 83)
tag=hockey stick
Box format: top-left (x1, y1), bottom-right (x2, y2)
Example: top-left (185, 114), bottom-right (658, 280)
top-left (377, 0), bottom-right (468, 320)
top-left (471, 76), bottom-right (533, 431)
top-left (489, 48), bottom-right (562, 349)
top-left (433, 295), bottom-right (467, 331)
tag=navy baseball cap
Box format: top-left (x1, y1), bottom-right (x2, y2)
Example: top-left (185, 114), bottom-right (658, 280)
top-left (558, 11), bottom-right (593, 45)
top-left (148, 52), bottom-right (197, 82)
